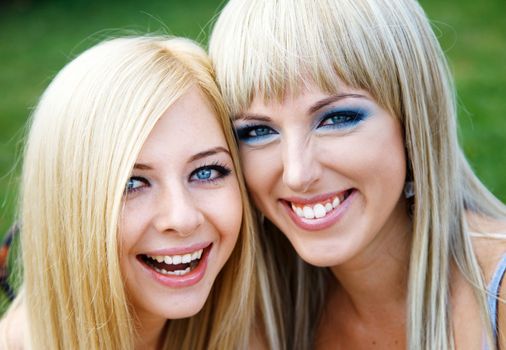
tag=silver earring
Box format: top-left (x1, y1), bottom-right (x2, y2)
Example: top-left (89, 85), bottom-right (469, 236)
top-left (404, 181), bottom-right (415, 199)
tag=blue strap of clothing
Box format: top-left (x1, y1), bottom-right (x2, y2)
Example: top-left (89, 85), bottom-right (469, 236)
top-left (487, 253), bottom-right (506, 346)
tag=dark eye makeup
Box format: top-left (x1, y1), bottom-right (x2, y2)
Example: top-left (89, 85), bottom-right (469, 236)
top-left (234, 124), bottom-right (278, 144)
top-left (189, 162), bottom-right (232, 183)
top-left (316, 107), bottom-right (370, 130)
top-left (233, 104), bottom-right (371, 146)
top-left (124, 161), bottom-right (232, 196)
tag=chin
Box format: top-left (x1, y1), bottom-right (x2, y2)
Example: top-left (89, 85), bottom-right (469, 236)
top-left (157, 296), bottom-right (209, 320)
top-left (298, 252), bottom-right (341, 268)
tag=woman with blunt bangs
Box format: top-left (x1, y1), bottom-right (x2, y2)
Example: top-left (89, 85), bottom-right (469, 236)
top-left (0, 36), bottom-right (280, 349)
top-left (210, 0), bottom-right (506, 349)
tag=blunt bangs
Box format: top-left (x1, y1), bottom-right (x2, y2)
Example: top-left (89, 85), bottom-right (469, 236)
top-left (211, 0), bottom-right (443, 120)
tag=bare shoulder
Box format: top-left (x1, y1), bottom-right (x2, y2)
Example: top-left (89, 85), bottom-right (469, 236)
top-left (0, 299), bottom-right (26, 350)
top-left (466, 213), bottom-right (506, 348)
top-left (467, 213), bottom-right (506, 282)
top-left (499, 280), bottom-right (506, 350)
top-left (449, 213), bottom-right (506, 348)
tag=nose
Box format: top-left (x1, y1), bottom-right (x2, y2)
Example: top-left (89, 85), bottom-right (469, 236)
top-left (281, 137), bottom-right (321, 192)
top-left (153, 185), bottom-right (204, 236)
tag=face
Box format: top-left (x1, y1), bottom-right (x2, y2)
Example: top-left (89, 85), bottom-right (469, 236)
top-left (233, 81), bottom-right (410, 269)
top-left (119, 86), bottom-right (242, 328)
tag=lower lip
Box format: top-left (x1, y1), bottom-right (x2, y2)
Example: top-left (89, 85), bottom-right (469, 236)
top-left (283, 190), bottom-right (356, 231)
top-left (139, 245), bottom-right (212, 288)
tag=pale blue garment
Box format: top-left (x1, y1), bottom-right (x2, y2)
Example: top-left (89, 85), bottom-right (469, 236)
top-left (485, 253), bottom-right (506, 349)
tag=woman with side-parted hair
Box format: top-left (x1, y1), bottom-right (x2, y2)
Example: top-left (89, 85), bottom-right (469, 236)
top-left (210, 0), bottom-right (506, 349)
top-left (0, 36), bottom-right (280, 350)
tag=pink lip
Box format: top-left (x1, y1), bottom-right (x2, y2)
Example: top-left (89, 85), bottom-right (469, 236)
top-left (282, 189), bottom-right (356, 231)
top-left (139, 244), bottom-right (212, 288)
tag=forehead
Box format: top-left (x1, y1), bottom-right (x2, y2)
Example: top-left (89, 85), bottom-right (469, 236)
top-left (138, 87), bottom-right (227, 161)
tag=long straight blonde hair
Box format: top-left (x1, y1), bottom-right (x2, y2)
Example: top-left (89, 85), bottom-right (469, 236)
top-left (210, 0), bottom-right (506, 349)
top-left (1, 36), bottom-right (280, 349)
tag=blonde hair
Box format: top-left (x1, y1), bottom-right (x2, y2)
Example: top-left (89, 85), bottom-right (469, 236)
top-left (210, 0), bottom-right (506, 349)
top-left (1, 36), bottom-right (279, 349)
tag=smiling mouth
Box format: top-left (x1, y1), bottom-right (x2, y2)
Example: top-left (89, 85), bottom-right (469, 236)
top-left (287, 189), bottom-right (354, 220)
top-left (138, 245), bottom-right (210, 276)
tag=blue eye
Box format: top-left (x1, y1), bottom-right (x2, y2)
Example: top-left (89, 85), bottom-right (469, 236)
top-left (317, 109), bottom-right (368, 130)
top-left (195, 168), bottom-right (212, 180)
top-left (234, 124), bottom-right (278, 145)
top-left (190, 164), bottom-right (232, 183)
top-left (125, 177), bottom-right (149, 194)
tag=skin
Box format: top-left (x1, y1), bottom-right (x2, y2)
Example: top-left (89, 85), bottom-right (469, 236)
top-left (119, 86), bottom-right (242, 349)
top-left (456, 216), bottom-right (506, 350)
top-left (233, 80), bottom-right (506, 349)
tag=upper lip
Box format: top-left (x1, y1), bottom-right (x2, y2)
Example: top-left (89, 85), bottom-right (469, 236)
top-left (141, 242), bottom-right (212, 256)
top-left (282, 190), bottom-right (349, 205)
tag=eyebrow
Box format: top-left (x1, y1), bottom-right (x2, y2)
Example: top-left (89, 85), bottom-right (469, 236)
top-left (133, 163), bottom-right (152, 170)
top-left (133, 147), bottom-right (230, 170)
top-left (234, 93), bottom-right (367, 121)
top-left (308, 93), bottom-right (367, 114)
top-left (234, 114), bottom-right (272, 122)
top-left (189, 146), bottom-right (230, 162)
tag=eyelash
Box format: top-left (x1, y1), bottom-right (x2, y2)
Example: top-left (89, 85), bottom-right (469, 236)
top-left (234, 124), bottom-right (278, 145)
top-left (125, 176), bottom-right (149, 194)
top-left (124, 163), bottom-right (232, 195)
top-left (189, 162), bottom-right (232, 184)
top-left (317, 109), bottom-right (368, 130)
top-left (234, 108), bottom-right (368, 145)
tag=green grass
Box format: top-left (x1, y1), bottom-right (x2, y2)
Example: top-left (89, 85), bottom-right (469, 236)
top-left (422, 0), bottom-right (506, 201)
top-left (0, 0), bottom-right (505, 310)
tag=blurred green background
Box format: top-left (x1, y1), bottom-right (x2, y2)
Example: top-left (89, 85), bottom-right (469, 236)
top-left (0, 0), bottom-right (505, 309)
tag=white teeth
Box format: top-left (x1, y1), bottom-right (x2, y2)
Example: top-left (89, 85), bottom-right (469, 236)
top-left (182, 254), bottom-right (192, 264)
top-left (291, 203), bottom-right (304, 218)
top-left (291, 195), bottom-right (344, 220)
top-left (313, 204), bottom-right (326, 218)
top-left (302, 206), bottom-right (315, 219)
top-left (172, 255), bottom-right (182, 264)
top-left (153, 266), bottom-right (192, 276)
top-left (147, 248), bottom-right (204, 266)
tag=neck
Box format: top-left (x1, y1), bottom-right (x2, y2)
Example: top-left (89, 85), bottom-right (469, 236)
top-left (329, 206), bottom-right (412, 322)
top-left (134, 312), bottom-right (167, 350)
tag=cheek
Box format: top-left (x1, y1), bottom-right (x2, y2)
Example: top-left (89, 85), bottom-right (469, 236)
top-left (200, 182), bottom-right (243, 241)
top-left (240, 148), bottom-right (279, 204)
top-left (369, 124), bottom-right (406, 181)
top-left (118, 201), bottom-right (151, 259)
top-left (353, 125), bottom-right (407, 205)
